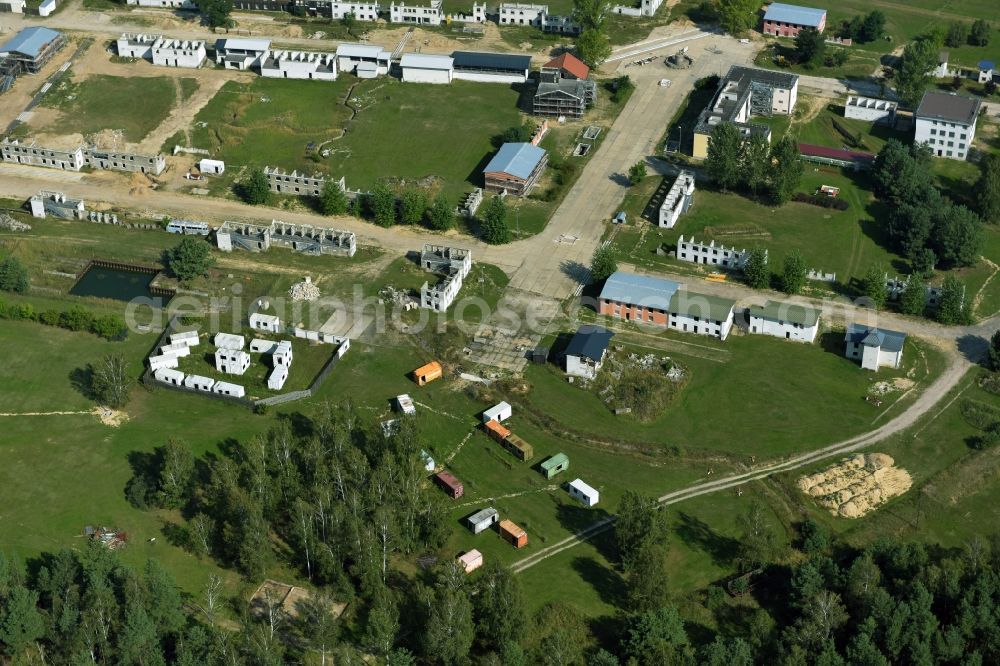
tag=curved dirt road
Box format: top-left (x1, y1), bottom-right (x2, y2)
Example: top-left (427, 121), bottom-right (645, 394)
top-left (511, 347), bottom-right (973, 573)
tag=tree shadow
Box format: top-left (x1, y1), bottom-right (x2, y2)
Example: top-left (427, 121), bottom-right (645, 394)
top-left (160, 519), bottom-right (190, 550)
top-left (560, 259), bottom-right (591, 284)
top-left (69, 366), bottom-right (96, 402)
top-left (675, 511), bottom-right (740, 567)
top-left (570, 555), bottom-right (625, 608)
top-left (957, 333), bottom-right (989, 364)
top-left (276, 411), bottom-right (313, 440)
top-left (608, 172), bottom-right (631, 186)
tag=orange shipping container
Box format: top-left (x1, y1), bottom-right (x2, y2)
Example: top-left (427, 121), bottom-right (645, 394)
top-left (484, 419), bottom-right (511, 443)
top-left (498, 519), bottom-right (528, 549)
top-left (413, 361), bottom-right (443, 386)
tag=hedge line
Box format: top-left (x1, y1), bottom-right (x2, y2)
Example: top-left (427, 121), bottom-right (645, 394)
top-left (0, 300), bottom-right (128, 341)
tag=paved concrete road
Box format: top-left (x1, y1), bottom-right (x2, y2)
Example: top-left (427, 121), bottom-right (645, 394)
top-left (506, 31), bottom-right (757, 300)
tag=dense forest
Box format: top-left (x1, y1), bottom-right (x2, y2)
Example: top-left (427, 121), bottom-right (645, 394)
top-left (3, 403), bottom-right (999, 664)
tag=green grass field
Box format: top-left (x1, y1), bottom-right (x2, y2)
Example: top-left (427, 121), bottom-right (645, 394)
top-left (190, 76), bottom-right (524, 203)
top-left (39, 74), bottom-right (185, 143)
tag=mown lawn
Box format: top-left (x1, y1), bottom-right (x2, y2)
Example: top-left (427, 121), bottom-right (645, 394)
top-left (38, 74), bottom-right (183, 143)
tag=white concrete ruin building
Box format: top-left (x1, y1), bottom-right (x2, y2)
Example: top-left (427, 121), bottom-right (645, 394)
top-left (323, 1), bottom-right (380, 20)
top-left (263, 167), bottom-right (347, 197)
top-left (215, 38), bottom-right (271, 70)
top-left (419, 245), bottom-right (472, 312)
top-left (844, 96), bottom-right (897, 125)
top-left (261, 50), bottom-right (338, 80)
top-left (214, 332), bottom-right (246, 350)
top-left (29, 190), bottom-right (85, 219)
top-left (215, 348), bottom-right (251, 375)
top-left (249, 312), bottom-right (282, 333)
top-left (117, 34), bottom-right (207, 68)
top-left (498, 3), bottom-right (546, 26)
top-left (267, 365), bottom-right (289, 391)
top-left (335, 44), bottom-right (390, 76)
top-left (169, 330), bottom-right (200, 347)
top-left (126, 0), bottom-right (196, 7)
top-left (396, 394), bottom-right (417, 415)
top-left (389, 0), bottom-right (443, 25)
top-left (676, 235), bottom-right (753, 270)
top-left (1, 139), bottom-right (165, 175)
top-left (216, 218), bottom-right (356, 257)
top-left (658, 170), bottom-right (695, 229)
top-left (184, 374), bottom-right (215, 392)
top-left (154, 367), bottom-right (185, 386)
top-left (212, 381), bottom-right (246, 398)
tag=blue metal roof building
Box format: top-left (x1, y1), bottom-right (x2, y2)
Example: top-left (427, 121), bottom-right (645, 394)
top-left (0, 27), bottom-right (64, 73)
top-left (483, 143), bottom-right (548, 196)
top-left (565, 325), bottom-right (614, 362)
top-left (763, 3), bottom-right (827, 32)
top-left (598, 271), bottom-right (680, 311)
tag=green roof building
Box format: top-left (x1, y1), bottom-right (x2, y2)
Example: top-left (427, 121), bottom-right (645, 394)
top-left (540, 453), bottom-right (570, 479)
top-left (667, 290), bottom-right (736, 340)
top-left (748, 300), bottom-right (820, 343)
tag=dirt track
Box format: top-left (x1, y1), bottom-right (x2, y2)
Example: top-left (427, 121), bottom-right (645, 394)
top-left (511, 346), bottom-right (973, 573)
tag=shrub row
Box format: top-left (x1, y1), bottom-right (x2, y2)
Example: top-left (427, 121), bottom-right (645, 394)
top-left (978, 372), bottom-right (1000, 396)
top-left (792, 192), bottom-right (850, 210)
top-left (960, 398), bottom-right (1000, 431)
top-left (0, 300), bottom-right (128, 341)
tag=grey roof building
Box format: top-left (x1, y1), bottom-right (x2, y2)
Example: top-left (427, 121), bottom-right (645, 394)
top-left (0, 27), bottom-right (65, 73)
top-left (483, 142), bottom-right (548, 196)
top-left (914, 91), bottom-right (981, 161)
top-left (844, 323), bottom-right (906, 371)
top-left (564, 325), bottom-right (614, 379)
top-left (915, 91), bottom-right (981, 125)
top-left (598, 271), bottom-right (680, 311)
top-left (533, 78), bottom-right (596, 119)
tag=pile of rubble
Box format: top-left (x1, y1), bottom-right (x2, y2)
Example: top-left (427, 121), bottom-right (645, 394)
top-left (288, 277), bottom-right (320, 302)
top-left (0, 213), bottom-right (30, 232)
top-left (379, 284), bottom-right (415, 307)
top-left (797, 453), bottom-right (912, 519)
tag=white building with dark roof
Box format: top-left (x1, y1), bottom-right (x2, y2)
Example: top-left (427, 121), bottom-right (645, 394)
top-left (914, 91), bottom-right (981, 161)
top-left (335, 43), bottom-right (390, 76)
top-left (215, 38), bottom-right (270, 70)
top-left (844, 324), bottom-right (906, 370)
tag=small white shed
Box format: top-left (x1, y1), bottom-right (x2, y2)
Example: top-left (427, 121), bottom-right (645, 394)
top-left (199, 158), bottom-right (225, 175)
top-left (466, 507), bottom-right (499, 534)
top-left (567, 478), bottom-right (599, 507)
top-left (212, 381), bottom-right (246, 398)
top-left (169, 330), bottom-right (200, 347)
top-left (482, 401), bottom-right (512, 423)
top-left (214, 332), bottom-right (245, 350)
top-left (249, 312), bottom-right (281, 333)
top-left (184, 374), bottom-right (215, 392)
top-left (395, 394), bottom-right (416, 415)
top-left (250, 338), bottom-right (278, 354)
top-left (153, 367), bottom-right (185, 386)
top-left (267, 365), bottom-right (289, 391)
top-left (159, 342), bottom-right (191, 358)
top-left (273, 341), bottom-right (293, 367)
top-left (458, 549), bottom-right (483, 574)
top-left (148, 354), bottom-right (179, 371)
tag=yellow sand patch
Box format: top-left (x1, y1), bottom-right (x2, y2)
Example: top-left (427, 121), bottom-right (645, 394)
top-left (797, 453), bottom-right (912, 519)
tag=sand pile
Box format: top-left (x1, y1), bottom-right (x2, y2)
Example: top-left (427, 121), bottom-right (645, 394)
top-left (93, 407), bottom-right (129, 428)
top-left (797, 453), bottom-right (912, 519)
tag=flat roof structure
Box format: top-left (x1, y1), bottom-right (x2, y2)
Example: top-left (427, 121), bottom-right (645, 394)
top-left (915, 91), bottom-right (981, 125)
top-left (400, 53), bottom-right (453, 70)
top-left (598, 271), bottom-right (681, 310)
top-left (215, 37), bottom-right (271, 52)
top-left (452, 50), bottom-right (531, 72)
top-left (694, 65), bottom-right (798, 137)
top-left (336, 43), bottom-right (390, 59)
top-left (541, 453), bottom-right (569, 471)
top-left (763, 3), bottom-right (826, 28)
top-left (484, 142), bottom-right (547, 180)
top-left (798, 143), bottom-right (876, 167)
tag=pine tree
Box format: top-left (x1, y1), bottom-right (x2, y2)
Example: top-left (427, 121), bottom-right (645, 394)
top-left (243, 166), bottom-right (270, 205)
top-left (899, 275), bottom-right (926, 316)
top-left (319, 180), bottom-right (349, 216)
top-left (369, 183), bottom-right (397, 227)
top-left (590, 244), bottom-right (618, 282)
top-left (400, 189), bottom-right (427, 225)
top-left (768, 137), bottom-right (803, 205)
top-left (0, 255), bottom-right (29, 293)
top-left (781, 251), bottom-right (808, 295)
top-left (743, 246), bottom-right (770, 289)
top-left (426, 194), bottom-right (454, 230)
top-left (860, 264), bottom-right (888, 309)
top-left (705, 122), bottom-right (742, 191)
top-left (481, 196), bottom-right (510, 244)
top-left (936, 275), bottom-right (969, 324)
